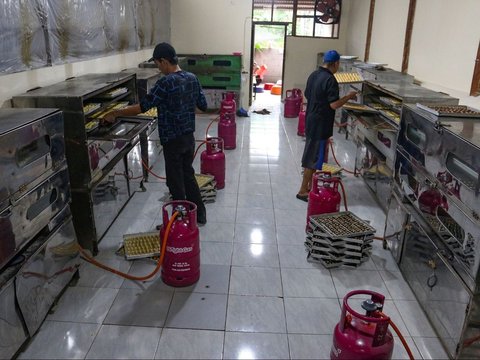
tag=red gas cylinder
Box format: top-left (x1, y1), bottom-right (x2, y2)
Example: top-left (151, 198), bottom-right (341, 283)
top-left (307, 172), bottom-right (342, 231)
top-left (284, 90), bottom-right (299, 118)
top-left (418, 185), bottom-right (448, 215)
top-left (292, 88), bottom-right (303, 114)
top-left (297, 103), bottom-right (306, 136)
top-left (200, 137), bottom-right (226, 189)
top-left (218, 112), bottom-right (236, 150)
top-left (160, 200), bottom-right (200, 287)
top-left (331, 290), bottom-right (394, 360)
top-left (220, 91), bottom-right (236, 115)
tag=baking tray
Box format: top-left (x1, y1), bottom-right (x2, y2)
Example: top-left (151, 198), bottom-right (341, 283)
top-left (196, 173), bottom-right (215, 188)
top-left (309, 211), bottom-right (376, 239)
top-left (123, 231), bottom-right (160, 260)
top-left (334, 72), bottom-right (363, 84)
top-left (343, 102), bottom-right (378, 113)
top-left (416, 103), bottom-right (480, 118)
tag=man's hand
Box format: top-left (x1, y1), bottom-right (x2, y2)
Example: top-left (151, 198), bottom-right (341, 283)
top-left (347, 91), bottom-right (358, 101)
top-left (102, 111), bottom-right (118, 125)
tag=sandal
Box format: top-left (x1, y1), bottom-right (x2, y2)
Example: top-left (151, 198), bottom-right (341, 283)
top-left (296, 194), bottom-right (308, 202)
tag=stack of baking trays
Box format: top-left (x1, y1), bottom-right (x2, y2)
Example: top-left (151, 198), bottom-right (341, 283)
top-left (305, 211), bottom-right (376, 269)
top-left (196, 174), bottom-right (217, 203)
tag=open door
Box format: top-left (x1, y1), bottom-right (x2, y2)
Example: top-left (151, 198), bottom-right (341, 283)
top-left (470, 41), bottom-right (480, 96)
top-left (250, 22), bottom-right (288, 105)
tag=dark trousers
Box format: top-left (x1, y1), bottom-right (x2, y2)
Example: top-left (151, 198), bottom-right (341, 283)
top-left (163, 133), bottom-right (206, 220)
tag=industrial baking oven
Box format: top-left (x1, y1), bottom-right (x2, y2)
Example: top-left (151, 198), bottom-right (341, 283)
top-left (394, 104), bottom-right (480, 358)
top-left (16, 206), bottom-right (79, 336)
top-left (12, 73), bottom-right (140, 189)
top-left (0, 165), bottom-right (70, 270)
top-left (0, 108), bottom-right (65, 212)
top-left (398, 204), bottom-right (479, 359)
top-left (12, 73), bottom-right (151, 252)
top-left (351, 81), bottom-right (458, 209)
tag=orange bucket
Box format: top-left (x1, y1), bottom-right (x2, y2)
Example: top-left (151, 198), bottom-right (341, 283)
top-left (271, 85), bottom-right (282, 95)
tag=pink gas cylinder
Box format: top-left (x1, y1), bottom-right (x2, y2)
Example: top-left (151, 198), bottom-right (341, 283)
top-left (297, 103), bottom-right (306, 136)
top-left (160, 200), bottom-right (200, 287)
top-left (220, 91), bottom-right (236, 115)
top-left (418, 185), bottom-right (448, 215)
top-left (218, 112), bottom-right (236, 150)
top-left (284, 89), bottom-right (299, 118)
top-left (200, 137), bottom-right (226, 189)
top-left (331, 290), bottom-right (394, 360)
top-left (307, 172), bottom-right (342, 231)
top-left (292, 88), bottom-right (303, 114)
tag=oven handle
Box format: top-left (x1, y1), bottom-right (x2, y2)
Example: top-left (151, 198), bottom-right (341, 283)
top-left (436, 250), bottom-right (474, 297)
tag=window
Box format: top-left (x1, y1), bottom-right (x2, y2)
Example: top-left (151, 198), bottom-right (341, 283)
top-left (253, 0), bottom-right (341, 38)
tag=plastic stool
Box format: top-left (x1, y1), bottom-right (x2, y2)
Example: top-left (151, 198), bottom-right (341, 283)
top-left (271, 85), bottom-right (282, 95)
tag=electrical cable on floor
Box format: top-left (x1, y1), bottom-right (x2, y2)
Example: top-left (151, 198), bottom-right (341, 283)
top-left (76, 211), bottom-right (178, 281)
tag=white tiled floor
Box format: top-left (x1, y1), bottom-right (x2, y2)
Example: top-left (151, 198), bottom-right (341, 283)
top-left (18, 92), bottom-right (450, 359)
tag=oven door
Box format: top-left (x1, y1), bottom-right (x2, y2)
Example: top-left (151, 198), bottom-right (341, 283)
top-left (15, 214), bottom-right (79, 335)
top-left (87, 117), bottom-right (149, 142)
top-left (400, 210), bottom-right (473, 358)
top-left (0, 110), bottom-right (65, 211)
top-left (0, 165), bottom-right (71, 269)
top-left (383, 186), bottom-right (411, 263)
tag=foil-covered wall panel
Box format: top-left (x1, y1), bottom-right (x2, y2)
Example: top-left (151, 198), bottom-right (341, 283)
top-left (0, 0), bottom-right (171, 74)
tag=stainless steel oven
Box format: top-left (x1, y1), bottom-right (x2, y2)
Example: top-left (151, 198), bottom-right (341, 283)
top-left (399, 207), bottom-right (475, 358)
top-left (0, 108), bottom-right (65, 212)
top-left (394, 103), bottom-right (480, 358)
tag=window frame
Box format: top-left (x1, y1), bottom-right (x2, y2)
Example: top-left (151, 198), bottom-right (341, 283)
top-left (252, 0), bottom-right (341, 39)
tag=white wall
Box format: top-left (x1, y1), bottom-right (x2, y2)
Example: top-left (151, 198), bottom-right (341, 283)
top-left (344, 0), bottom-right (480, 96)
top-left (344, 0), bottom-right (370, 61)
top-left (283, 1), bottom-right (351, 97)
top-left (368, 0), bottom-right (409, 71)
top-left (283, 37), bottom-right (347, 97)
top-left (409, 0), bottom-right (480, 92)
top-left (170, 0), bottom-right (252, 109)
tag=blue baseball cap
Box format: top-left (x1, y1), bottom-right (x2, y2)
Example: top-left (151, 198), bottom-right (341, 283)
top-left (324, 50), bottom-right (340, 63)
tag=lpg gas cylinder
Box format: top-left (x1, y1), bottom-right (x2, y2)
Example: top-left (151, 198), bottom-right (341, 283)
top-left (200, 137), bottom-right (226, 189)
top-left (218, 112), bottom-right (236, 150)
top-left (331, 290), bottom-right (394, 360)
top-left (418, 185), bottom-right (448, 215)
top-left (160, 201), bottom-right (200, 287)
top-left (220, 91), bottom-right (236, 115)
top-left (284, 89), bottom-right (299, 118)
top-left (292, 88), bottom-right (303, 114)
top-left (307, 172), bottom-right (341, 231)
top-left (297, 103), bottom-right (306, 136)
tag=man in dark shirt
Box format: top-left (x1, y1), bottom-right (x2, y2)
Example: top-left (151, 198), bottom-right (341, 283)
top-left (296, 50), bottom-right (357, 202)
top-left (104, 42), bottom-right (208, 224)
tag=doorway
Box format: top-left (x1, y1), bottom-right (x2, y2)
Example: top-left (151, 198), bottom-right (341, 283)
top-left (470, 41), bottom-right (480, 96)
top-left (250, 22), bottom-right (288, 104)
